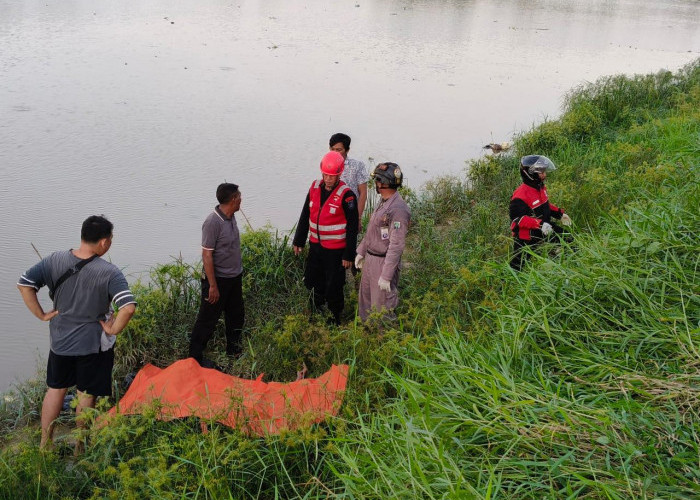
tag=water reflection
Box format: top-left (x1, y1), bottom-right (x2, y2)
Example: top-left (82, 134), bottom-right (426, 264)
top-left (1, 0), bottom-right (698, 390)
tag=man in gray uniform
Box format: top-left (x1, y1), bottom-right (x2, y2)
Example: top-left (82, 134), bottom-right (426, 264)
top-left (355, 163), bottom-right (411, 321)
top-left (17, 215), bottom-right (136, 450)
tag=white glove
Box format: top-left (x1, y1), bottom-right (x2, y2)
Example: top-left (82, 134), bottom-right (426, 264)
top-left (355, 254), bottom-right (364, 269)
top-left (378, 277), bottom-right (391, 292)
top-left (561, 213), bottom-right (572, 226)
top-left (541, 222), bottom-right (553, 236)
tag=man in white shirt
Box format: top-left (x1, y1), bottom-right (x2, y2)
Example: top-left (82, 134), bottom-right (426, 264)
top-left (329, 133), bottom-right (369, 230)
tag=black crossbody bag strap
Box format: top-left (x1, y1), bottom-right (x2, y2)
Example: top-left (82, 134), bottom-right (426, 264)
top-left (49, 254), bottom-right (99, 301)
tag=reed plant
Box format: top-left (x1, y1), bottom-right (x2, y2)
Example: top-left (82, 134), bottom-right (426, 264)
top-left (327, 165), bottom-right (698, 498)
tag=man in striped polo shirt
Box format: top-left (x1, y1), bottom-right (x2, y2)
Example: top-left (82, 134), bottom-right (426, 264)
top-left (329, 132), bottom-right (369, 229)
top-left (17, 215), bottom-right (136, 451)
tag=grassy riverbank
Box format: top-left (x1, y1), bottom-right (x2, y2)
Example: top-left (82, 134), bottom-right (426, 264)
top-left (1, 60), bottom-right (698, 499)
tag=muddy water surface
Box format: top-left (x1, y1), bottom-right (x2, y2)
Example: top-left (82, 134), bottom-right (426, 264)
top-left (1, 0), bottom-right (698, 390)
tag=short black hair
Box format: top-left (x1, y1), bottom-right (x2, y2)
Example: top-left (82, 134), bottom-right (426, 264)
top-left (216, 183), bottom-right (240, 204)
top-left (81, 215), bottom-right (113, 243)
top-left (329, 133), bottom-right (351, 151)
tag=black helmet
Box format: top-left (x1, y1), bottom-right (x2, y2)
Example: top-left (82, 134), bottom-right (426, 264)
top-left (371, 162), bottom-right (403, 189)
top-left (520, 155), bottom-right (557, 176)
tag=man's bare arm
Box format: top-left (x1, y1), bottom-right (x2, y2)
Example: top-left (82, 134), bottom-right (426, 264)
top-left (358, 182), bottom-right (368, 226)
top-left (202, 248), bottom-right (219, 304)
top-left (100, 303), bottom-right (136, 335)
top-left (17, 285), bottom-right (58, 322)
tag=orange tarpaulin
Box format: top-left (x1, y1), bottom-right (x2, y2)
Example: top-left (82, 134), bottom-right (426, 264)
top-left (109, 358), bottom-right (348, 436)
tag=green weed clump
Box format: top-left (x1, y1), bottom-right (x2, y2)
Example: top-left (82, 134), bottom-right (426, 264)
top-left (80, 411), bottom-right (339, 499)
top-left (115, 259), bottom-right (201, 377)
top-left (0, 375), bottom-right (45, 441)
top-left (1, 59), bottom-right (699, 499)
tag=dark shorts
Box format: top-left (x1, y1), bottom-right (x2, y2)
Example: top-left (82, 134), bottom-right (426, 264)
top-left (46, 348), bottom-right (114, 397)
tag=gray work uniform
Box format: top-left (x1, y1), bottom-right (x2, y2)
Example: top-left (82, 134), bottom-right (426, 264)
top-left (356, 191), bottom-right (411, 321)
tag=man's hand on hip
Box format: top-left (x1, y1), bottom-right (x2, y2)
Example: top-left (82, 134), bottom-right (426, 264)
top-left (41, 310), bottom-right (59, 321)
top-left (99, 303), bottom-right (136, 335)
top-left (17, 285), bottom-right (59, 322)
top-left (100, 316), bottom-right (117, 334)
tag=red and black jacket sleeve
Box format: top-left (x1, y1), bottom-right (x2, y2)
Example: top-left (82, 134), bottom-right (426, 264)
top-left (293, 192), bottom-right (311, 248)
top-left (550, 203), bottom-right (564, 219)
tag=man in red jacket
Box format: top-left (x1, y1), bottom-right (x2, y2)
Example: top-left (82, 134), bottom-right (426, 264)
top-left (510, 155), bottom-right (572, 270)
top-left (293, 151), bottom-right (359, 325)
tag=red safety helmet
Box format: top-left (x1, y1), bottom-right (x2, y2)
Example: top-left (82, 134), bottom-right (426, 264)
top-left (320, 151), bottom-right (345, 176)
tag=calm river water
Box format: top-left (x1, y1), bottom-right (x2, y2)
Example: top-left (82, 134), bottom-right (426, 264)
top-left (1, 0), bottom-right (698, 391)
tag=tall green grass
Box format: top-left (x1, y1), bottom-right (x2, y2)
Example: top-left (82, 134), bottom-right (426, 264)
top-left (331, 170), bottom-right (698, 498)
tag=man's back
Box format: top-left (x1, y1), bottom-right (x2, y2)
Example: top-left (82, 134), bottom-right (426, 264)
top-left (18, 250), bottom-right (133, 355)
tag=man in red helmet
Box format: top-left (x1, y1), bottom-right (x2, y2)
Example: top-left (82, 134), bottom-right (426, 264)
top-left (293, 151), bottom-right (359, 325)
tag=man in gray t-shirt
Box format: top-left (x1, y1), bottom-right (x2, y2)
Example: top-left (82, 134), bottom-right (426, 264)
top-left (17, 215), bottom-right (136, 450)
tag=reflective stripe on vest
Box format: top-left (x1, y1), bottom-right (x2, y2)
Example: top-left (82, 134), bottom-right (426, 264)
top-left (310, 222), bottom-right (347, 231)
top-left (308, 180), bottom-right (350, 249)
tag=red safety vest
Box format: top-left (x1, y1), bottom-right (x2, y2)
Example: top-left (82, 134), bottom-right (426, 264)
top-left (308, 180), bottom-right (350, 249)
top-left (510, 184), bottom-right (561, 241)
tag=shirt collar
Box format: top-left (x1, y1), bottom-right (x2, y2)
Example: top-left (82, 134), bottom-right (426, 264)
top-left (215, 205), bottom-right (231, 221)
top-left (380, 191), bottom-right (399, 206)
